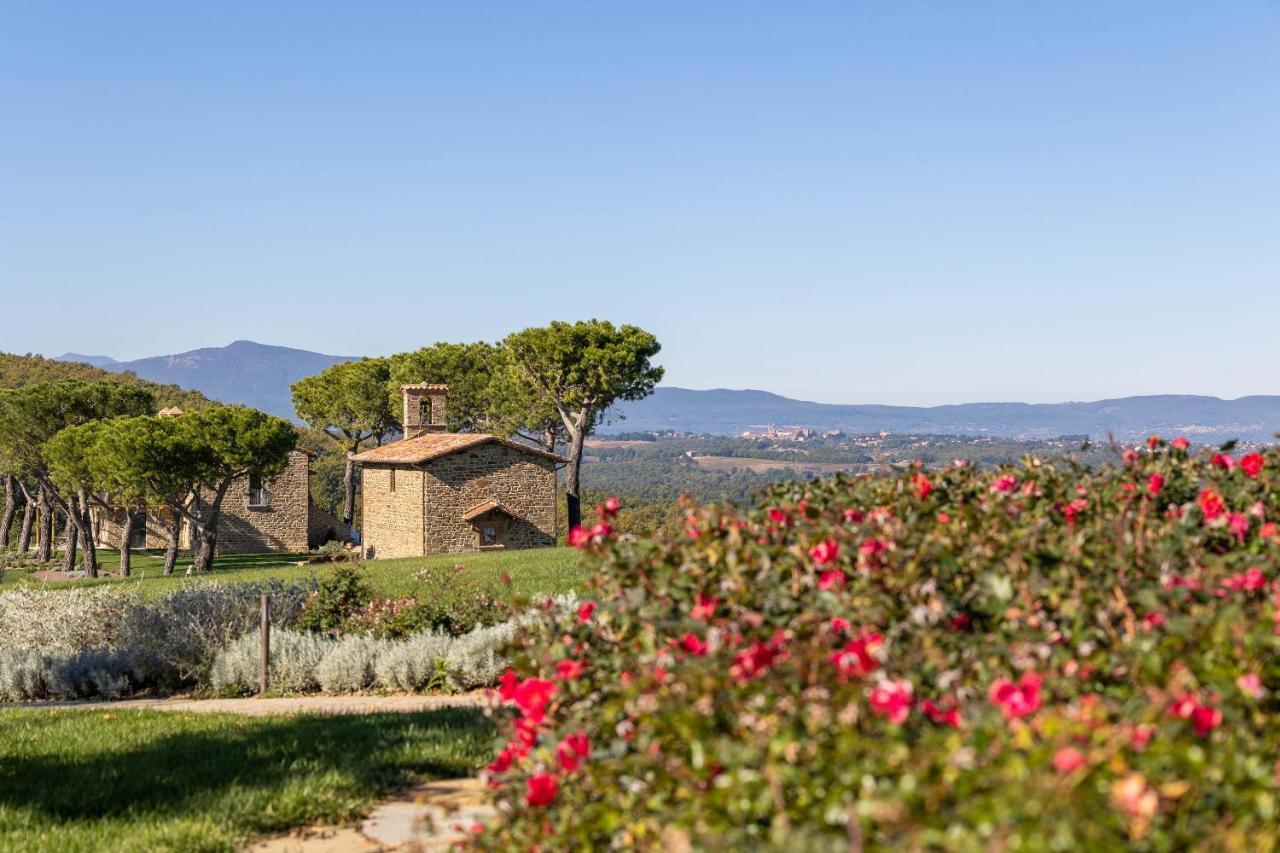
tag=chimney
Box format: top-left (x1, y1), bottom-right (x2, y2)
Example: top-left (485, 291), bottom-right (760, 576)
top-left (401, 384), bottom-right (448, 439)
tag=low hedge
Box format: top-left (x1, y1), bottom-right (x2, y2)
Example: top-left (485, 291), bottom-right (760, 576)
top-left (479, 439), bottom-right (1280, 849)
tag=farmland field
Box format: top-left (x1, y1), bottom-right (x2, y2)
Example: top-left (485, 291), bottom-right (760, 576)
top-left (690, 454), bottom-right (864, 475)
top-left (0, 707), bottom-right (493, 852)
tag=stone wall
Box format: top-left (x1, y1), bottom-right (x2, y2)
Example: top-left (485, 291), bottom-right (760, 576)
top-left (92, 451), bottom-right (326, 555)
top-left (214, 450), bottom-right (313, 553)
top-left (307, 501), bottom-right (348, 547)
top-left (420, 443), bottom-right (557, 553)
top-left (93, 507), bottom-right (173, 550)
top-left (361, 464), bottom-right (425, 559)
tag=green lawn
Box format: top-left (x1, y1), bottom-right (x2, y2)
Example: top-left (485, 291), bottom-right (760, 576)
top-left (0, 707), bottom-right (494, 852)
top-left (2, 546), bottom-right (588, 602)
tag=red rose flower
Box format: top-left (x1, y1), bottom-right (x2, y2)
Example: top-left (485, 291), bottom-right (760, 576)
top-left (680, 632), bottom-right (709, 657)
top-left (868, 679), bottom-right (914, 724)
top-left (921, 697), bottom-right (962, 728)
top-left (993, 474), bottom-right (1018, 493)
top-left (828, 629), bottom-right (884, 680)
top-left (1190, 704), bottom-right (1222, 736)
top-left (988, 671), bottom-right (1043, 720)
top-left (817, 569), bottom-right (846, 590)
top-left (691, 593), bottom-right (719, 621)
top-left (1171, 436), bottom-right (1190, 450)
top-left (488, 746), bottom-right (517, 774)
top-left (730, 632), bottom-right (786, 681)
top-left (554, 659), bottom-right (586, 681)
top-left (556, 732), bottom-right (591, 772)
top-left (1146, 473), bottom-right (1164, 497)
top-left (912, 473), bottom-right (933, 500)
top-left (1053, 747), bottom-right (1085, 774)
top-left (525, 772), bottom-right (558, 807)
top-left (809, 539), bottom-right (840, 566)
top-left (1241, 453), bottom-right (1265, 478)
top-left (1197, 489), bottom-right (1226, 521)
top-left (577, 601), bottom-right (596, 623)
top-left (567, 525), bottom-right (592, 549)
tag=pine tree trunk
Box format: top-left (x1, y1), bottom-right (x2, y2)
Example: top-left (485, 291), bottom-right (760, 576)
top-left (118, 511), bottom-right (134, 577)
top-left (163, 514), bottom-right (181, 576)
top-left (193, 479), bottom-right (232, 573)
top-left (342, 449), bottom-right (357, 526)
top-left (78, 491), bottom-right (97, 578)
top-left (62, 507), bottom-right (78, 572)
top-left (187, 525), bottom-right (202, 575)
top-left (1, 475), bottom-right (15, 549)
top-left (16, 482), bottom-right (34, 554)
top-left (194, 532), bottom-right (214, 572)
top-left (36, 487), bottom-right (53, 562)
top-left (565, 425), bottom-right (586, 531)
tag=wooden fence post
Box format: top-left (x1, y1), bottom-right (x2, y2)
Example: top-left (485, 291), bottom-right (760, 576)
top-left (259, 593), bottom-right (271, 695)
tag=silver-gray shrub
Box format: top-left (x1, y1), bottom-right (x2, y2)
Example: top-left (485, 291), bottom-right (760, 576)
top-left (123, 582), bottom-right (312, 681)
top-left (208, 628), bottom-right (333, 695)
top-left (0, 581), bottom-right (313, 688)
top-left (316, 635), bottom-right (395, 693)
top-left (443, 621), bottom-right (515, 692)
top-left (0, 647), bottom-right (142, 701)
top-left (374, 630), bottom-right (453, 692)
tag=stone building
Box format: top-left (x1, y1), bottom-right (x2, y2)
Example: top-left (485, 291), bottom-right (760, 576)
top-left (94, 449), bottom-right (347, 554)
top-left (352, 384), bottom-right (566, 558)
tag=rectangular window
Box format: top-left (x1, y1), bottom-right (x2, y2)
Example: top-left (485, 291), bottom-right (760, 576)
top-left (248, 474), bottom-right (270, 507)
top-left (479, 524), bottom-right (499, 547)
top-left (389, 468), bottom-right (396, 493)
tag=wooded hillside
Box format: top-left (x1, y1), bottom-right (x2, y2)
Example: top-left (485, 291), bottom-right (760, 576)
top-left (0, 353), bottom-right (216, 411)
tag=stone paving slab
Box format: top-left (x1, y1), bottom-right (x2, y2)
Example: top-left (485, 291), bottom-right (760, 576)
top-left (15, 693), bottom-right (486, 716)
top-left (362, 779), bottom-right (496, 849)
top-left (246, 778), bottom-right (495, 852)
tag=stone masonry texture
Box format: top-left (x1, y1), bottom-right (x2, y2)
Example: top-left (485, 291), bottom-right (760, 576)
top-left (94, 450), bottom-right (344, 554)
top-left (360, 442), bottom-right (557, 558)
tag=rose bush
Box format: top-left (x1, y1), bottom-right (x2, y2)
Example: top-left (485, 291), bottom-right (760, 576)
top-left (477, 439), bottom-right (1280, 849)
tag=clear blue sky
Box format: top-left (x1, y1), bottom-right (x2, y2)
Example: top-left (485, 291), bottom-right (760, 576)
top-left (3, 1), bottom-right (1278, 405)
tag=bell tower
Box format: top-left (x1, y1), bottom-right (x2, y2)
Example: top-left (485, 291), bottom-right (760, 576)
top-left (402, 384), bottom-right (448, 439)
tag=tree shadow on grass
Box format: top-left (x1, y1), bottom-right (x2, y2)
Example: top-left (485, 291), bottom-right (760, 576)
top-left (0, 708), bottom-right (494, 828)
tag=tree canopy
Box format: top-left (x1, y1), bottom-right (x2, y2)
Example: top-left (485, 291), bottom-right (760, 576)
top-left (387, 342), bottom-right (508, 434)
top-left (504, 320), bottom-right (663, 528)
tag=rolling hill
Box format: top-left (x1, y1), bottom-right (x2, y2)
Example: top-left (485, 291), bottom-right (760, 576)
top-left (0, 353), bottom-right (215, 411)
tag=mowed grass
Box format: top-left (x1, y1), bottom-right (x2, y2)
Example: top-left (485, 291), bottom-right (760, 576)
top-left (2, 546), bottom-right (588, 602)
top-left (0, 707), bottom-right (495, 852)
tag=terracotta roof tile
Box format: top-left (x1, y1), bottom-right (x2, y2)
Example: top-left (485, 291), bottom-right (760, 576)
top-left (351, 433), bottom-right (567, 465)
top-left (463, 499), bottom-right (526, 521)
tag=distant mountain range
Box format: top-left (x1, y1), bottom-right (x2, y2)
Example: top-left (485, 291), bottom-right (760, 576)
top-left (50, 342), bottom-right (1280, 441)
top-left (604, 388), bottom-right (1280, 443)
top-left (56, 341), bottom-right (355, 419)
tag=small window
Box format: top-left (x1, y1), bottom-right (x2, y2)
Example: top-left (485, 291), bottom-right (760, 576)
top-left (479, 524), bottom-right (499, 547)
top-left (389, 468), bottom-right (396, 493)
top-left (248, 474), bottom-right (270, 507)
top-left (419, 398), bottom-right (432, 425)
